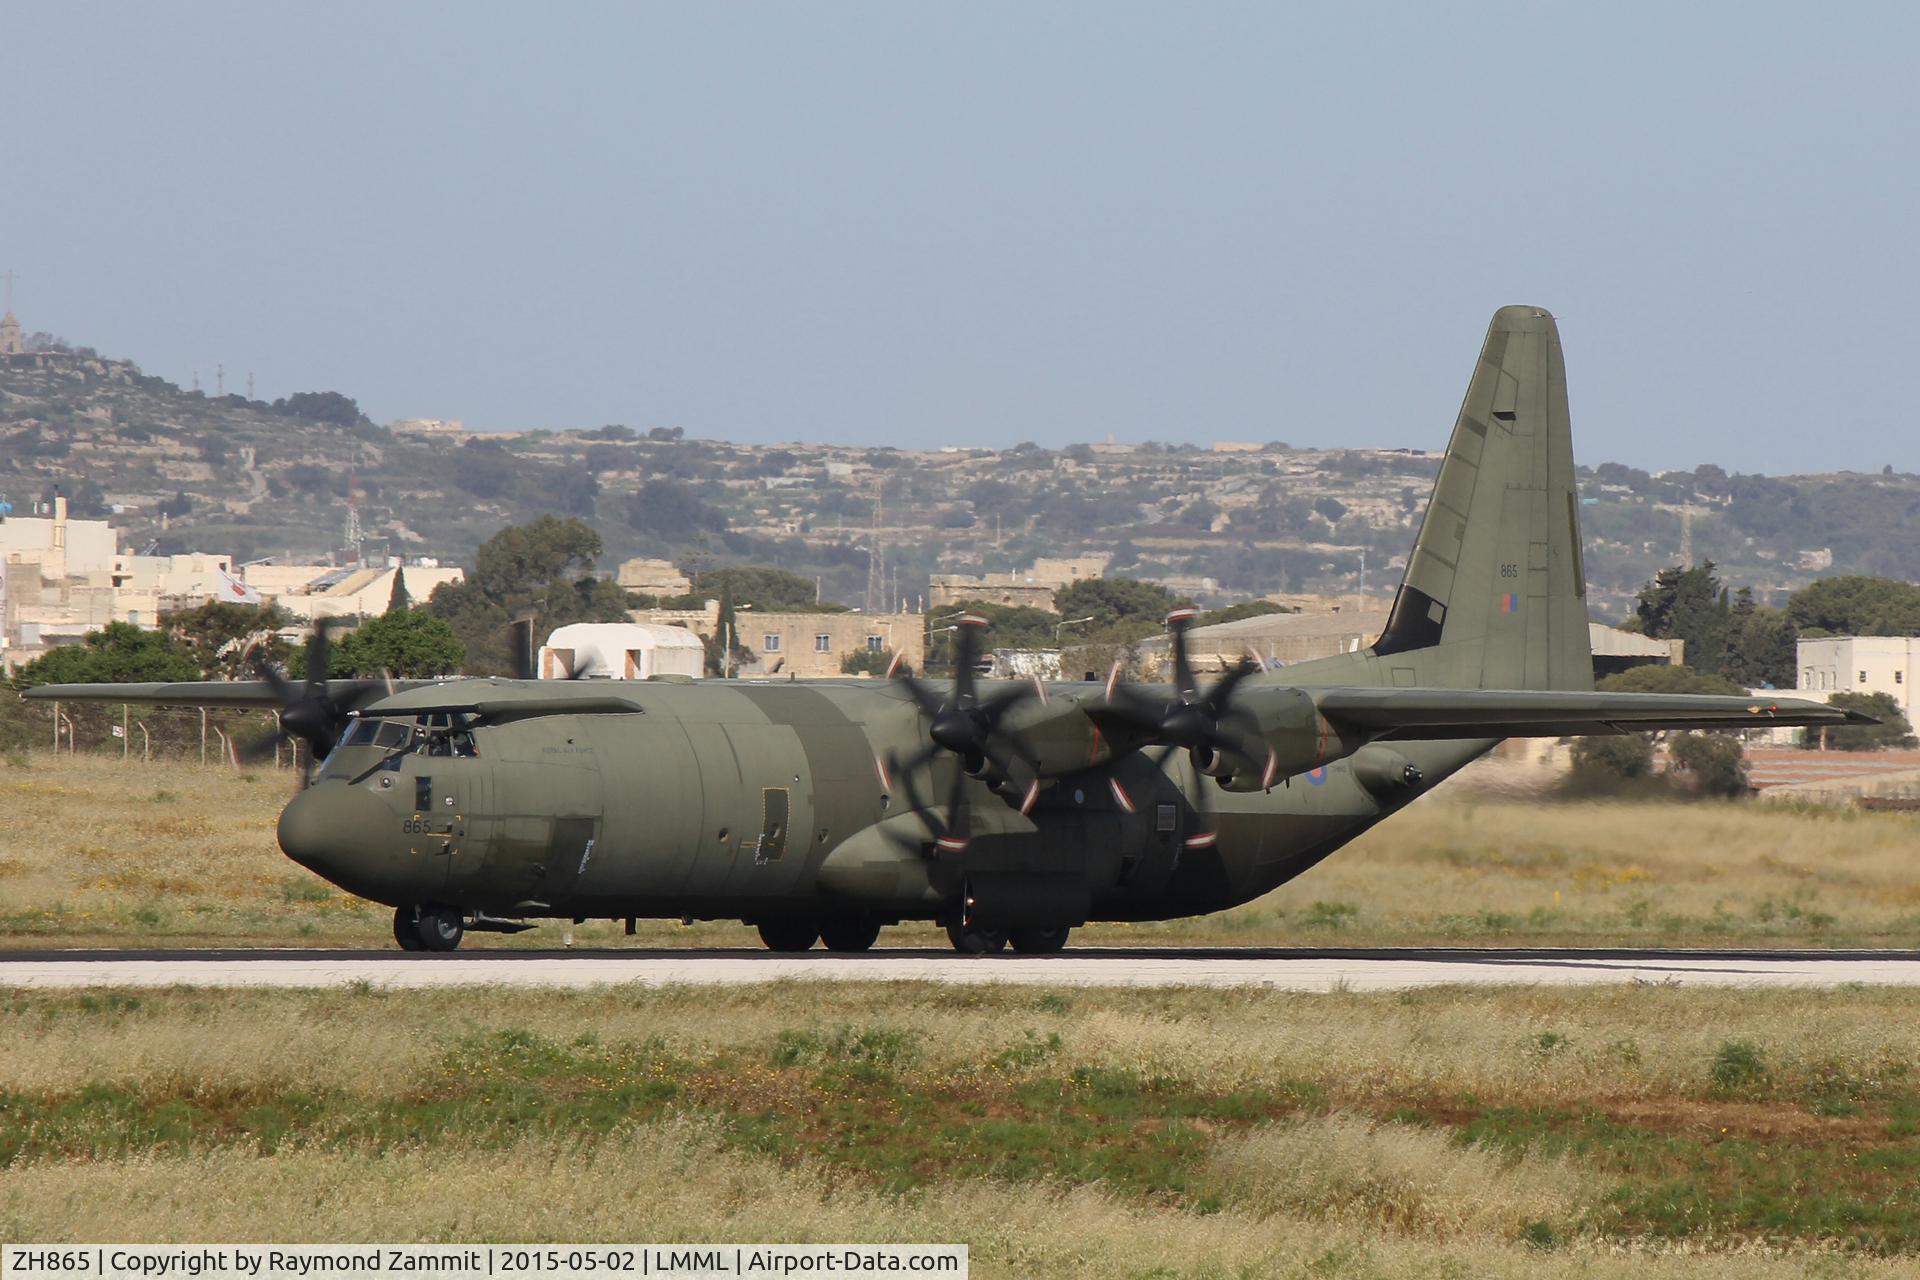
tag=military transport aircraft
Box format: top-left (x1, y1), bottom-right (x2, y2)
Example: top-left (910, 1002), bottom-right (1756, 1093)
top-left (26, 307), bottom-right (1869, 953)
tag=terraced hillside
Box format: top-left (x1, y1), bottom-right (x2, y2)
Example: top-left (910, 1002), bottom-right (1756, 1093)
top-left (6, 346), bottom-right (1918, 616)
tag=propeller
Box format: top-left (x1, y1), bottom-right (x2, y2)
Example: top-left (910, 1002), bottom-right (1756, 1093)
top-left (881, 613), bottom-right (1037, 853)
top-left (1100, 608), bottom-right (1276, 847)
top-left (509, 614), bottom-right (537, 680)
top-left (238, 619), bottom-right (388, 784)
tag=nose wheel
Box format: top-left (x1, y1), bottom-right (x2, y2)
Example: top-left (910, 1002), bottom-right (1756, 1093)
top-left (394, 904), bottom-right (465, 952)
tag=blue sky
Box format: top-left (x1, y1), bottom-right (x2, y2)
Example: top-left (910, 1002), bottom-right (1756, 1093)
top-left (5, 4), bottom-right (1917, 472)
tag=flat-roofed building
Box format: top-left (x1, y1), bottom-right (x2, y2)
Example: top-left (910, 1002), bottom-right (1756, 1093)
top-left (740, 611), bottom-right (924, 679)
top-left (616, 557), bottom-right (692, 596)
top-left (1797, 635), bottom-right (1919, 724)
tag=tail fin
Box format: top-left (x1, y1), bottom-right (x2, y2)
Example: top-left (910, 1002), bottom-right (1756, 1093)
top-left (1372, 306), bottom-right (1593, 691)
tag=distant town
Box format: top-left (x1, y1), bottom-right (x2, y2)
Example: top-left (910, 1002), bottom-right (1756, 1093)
top-left (8, 297), bottom-right (1920, 759)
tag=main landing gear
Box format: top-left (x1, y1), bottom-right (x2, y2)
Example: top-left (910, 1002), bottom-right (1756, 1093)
top-left (944, 918), bottom-right (1072, 955)
top-left (394, 904), bottom-right (465, 952)
top-left (756, 916), bottom-right (887, 952)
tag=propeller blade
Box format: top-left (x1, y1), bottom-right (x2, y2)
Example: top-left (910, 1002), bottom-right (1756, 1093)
top-left (979, 682), bottom-right (1034, 719)
top-left (1199, 656), bottom-right (1262, 718)
top-left (893, 672), bottom-right (946, 719)
top-left (1165, 607), bottom-right (1202, 700)
top-left (950, 613), bottom-right (989, 708)
top-left (936, 762), bottom-right (970, 853)
top-left (509, 615), bottom-right (536, 681)
top-left (305, 619), bottom-right (334, 691)
top-left (250, 648), bottom-right (296, 702)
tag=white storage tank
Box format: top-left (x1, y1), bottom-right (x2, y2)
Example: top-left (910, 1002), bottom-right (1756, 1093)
top-left (540, 622), bottom-right (706, 680)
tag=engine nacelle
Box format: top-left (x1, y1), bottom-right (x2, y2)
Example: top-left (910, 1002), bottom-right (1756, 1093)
top-left (1351, 745), bottom-right (1425, 798)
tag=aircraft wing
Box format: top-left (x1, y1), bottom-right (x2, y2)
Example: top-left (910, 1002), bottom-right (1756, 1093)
top-left (18, 679), bottom-right (421, 707)
top-left (1311, 687), bottom-right (1873, 740)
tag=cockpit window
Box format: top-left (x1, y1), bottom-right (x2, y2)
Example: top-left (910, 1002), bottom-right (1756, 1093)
top-left (340, 720), bottom-right (381, 749)
top-left (325, 715), bottom-right (479, 775)
top-left (372, 721), bottom-right (413, 751)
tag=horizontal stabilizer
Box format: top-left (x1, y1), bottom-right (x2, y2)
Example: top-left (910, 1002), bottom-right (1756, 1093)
top-left (1313, 687), bottom-right (1874, 740)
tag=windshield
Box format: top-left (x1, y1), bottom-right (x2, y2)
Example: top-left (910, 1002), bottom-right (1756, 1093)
top-left (320, 714), bottom-right (478, 775)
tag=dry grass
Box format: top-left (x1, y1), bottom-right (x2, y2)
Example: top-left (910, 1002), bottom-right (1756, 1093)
top-left (5, 752), bottom-right (1920, 947)
top-left (1204, 1113), bottom-right (1589, 1237)
top-left (3, 982), bottom-right (1917, 1110)
top-left (0, 1127), bottom-right (1899, 1279)
top-left (6, 984), bottom-right (1920, 1270)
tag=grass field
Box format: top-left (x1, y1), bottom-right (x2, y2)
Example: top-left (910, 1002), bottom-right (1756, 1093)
top-left (4, 752), bottom-right (1918, 950)
top-left (5, 981), bottom-right (1920, 1276)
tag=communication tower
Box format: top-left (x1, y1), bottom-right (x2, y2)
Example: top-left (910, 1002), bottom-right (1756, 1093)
top-left (866, 479), bottom-right (885, 613)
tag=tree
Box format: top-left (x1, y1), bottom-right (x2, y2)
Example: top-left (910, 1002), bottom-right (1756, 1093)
top-left (14, 623), bottom-right (201, 687)
top-left (705, 581), bottom-right (752, 676)
top-left (840, 648), bottom-right (897, 677)
top-left (1720, 588), bottom-right (1796, 688)
top-left (1821, 691), bottom-right (1917, 751)
top-left (162, 601), bottom-right (294, 680)
top-left (1572, 664), bottom-right (1755, 799)
top-left (426, 516), bottom-right (631, 676)
top-left (271, 391), bottom-right (362, 426)
top-left (626, 479), bottom-right (728, 538)
top-left (386, 566), bottom-right (411, 613)
top-left (1311, 495), bottom-right (1348, 524)
top-left (1786, 576), bottom-right (1920, 637)
top-left (1053, 578), bottom-right (1186, 643)
top-left (925, 600), bottom-right (1062, 669)
top-left (329, 610), bottom-right (465, 678)
top-left (673, 566), bottom-right (841, 613)
top-left (1597, 664), bottom-right (1748, 696)
top-left (1634, 563), bottom-right (1731, 676)
top-left (1667, 732), bottom-right (1750, 797)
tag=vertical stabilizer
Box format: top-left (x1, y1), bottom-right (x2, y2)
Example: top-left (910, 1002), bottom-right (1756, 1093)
top-left (1372, 306), bottom-right (1592, 691)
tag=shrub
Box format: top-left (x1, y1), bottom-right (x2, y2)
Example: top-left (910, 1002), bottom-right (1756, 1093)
top-left (1666, 732), bottom-right (1750, 797)
top-left (1712, 1040), bottom-right (1768, 1092)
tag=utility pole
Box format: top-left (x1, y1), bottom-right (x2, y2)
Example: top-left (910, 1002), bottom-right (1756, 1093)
top-left (866, 479), bottom-right (885, 613)
top-left (246, 371), bottom-right (255, 400)
top-left (216, 363), bottom-right (225, 396)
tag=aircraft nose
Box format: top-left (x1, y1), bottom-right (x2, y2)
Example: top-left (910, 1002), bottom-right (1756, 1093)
top-left (278, 783), bottom-right (391, 883)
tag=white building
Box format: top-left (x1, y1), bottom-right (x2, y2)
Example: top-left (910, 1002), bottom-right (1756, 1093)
top-left (540, 622), bottom-right (706, 680)
top-left (1797, 635), bottom-right (1918, 723)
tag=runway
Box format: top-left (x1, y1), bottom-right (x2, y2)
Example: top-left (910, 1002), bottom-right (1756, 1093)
top-left (5, 946), bottom-right (1920, 991)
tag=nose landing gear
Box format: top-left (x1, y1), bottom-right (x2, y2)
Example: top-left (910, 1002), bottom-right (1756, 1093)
top-left (394, 904), bottom-right (466, 952)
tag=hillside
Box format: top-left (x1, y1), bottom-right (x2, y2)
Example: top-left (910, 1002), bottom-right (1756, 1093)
top-left (5, 347), bottom-right (1917, 618)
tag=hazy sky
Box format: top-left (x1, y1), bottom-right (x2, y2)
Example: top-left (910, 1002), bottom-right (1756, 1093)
top-left (6, 5), bottom-right (1917, 473)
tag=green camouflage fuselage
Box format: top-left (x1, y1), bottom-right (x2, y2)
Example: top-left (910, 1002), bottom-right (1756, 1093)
top-left (292, 670), bottom-right (1490, 927)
